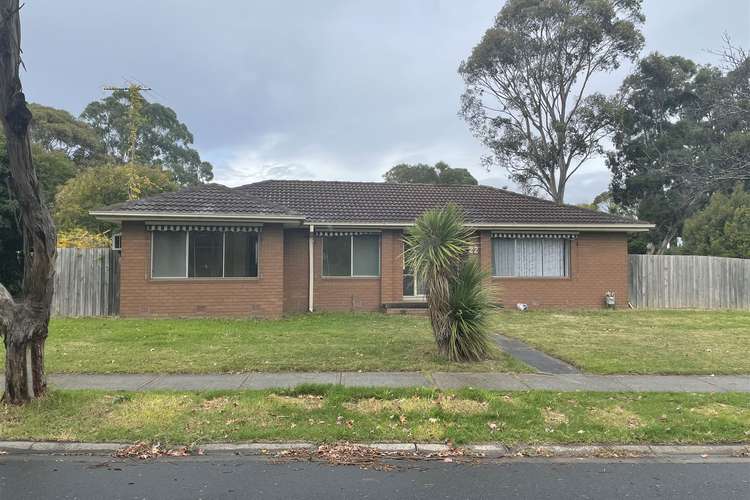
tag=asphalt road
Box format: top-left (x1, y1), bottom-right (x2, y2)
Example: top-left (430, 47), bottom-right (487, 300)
top-left (1, 454), bottom-right (749, 500)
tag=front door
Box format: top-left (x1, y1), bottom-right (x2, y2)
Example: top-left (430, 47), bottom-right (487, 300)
top-left (402, 242), bottom-right (426, 299)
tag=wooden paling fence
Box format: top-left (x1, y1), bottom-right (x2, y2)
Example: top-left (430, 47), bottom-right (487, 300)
top-left (629, 254), bottom-right (750, 310)
top-left (50, 250), bottom-right (748, 315)
top-left (51, 248), bottom-right (120, 317)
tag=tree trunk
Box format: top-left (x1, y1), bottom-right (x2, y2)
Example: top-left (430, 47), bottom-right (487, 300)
top-left (654, 227), bottom-right (677, 255)
top-left (426, 275), bottom-right (452, 358)
top-left (0, 1), bottom-right (56, 405)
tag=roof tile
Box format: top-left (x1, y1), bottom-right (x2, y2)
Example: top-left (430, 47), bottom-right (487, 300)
top-left (95, 180), bottom-right (646, 226)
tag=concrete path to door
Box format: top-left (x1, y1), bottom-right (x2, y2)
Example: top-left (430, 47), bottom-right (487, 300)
top-left (8, 372), bottom-right (748, 393)
top-left (492, 334), bottom-right (581, 374)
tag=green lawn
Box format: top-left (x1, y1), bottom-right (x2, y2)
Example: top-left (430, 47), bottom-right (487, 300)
top-left (2, 387), bottom-right (749, 445)
top-left (19, 313), bottom-right (528, 374)
top-left (494, 309), bottom-right (750, 375)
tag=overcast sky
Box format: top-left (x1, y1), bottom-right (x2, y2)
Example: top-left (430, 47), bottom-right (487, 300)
top-left (21, 0), bottom-right (750, 202)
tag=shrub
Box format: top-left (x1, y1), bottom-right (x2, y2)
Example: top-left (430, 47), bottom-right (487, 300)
top-left (404, 204), bottom-right (491, 362)
top-left (57, 227), bottom-right (111, 248)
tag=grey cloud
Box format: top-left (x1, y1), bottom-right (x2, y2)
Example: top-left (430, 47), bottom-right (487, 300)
top-left (20, 0), bottom-right (750, 203)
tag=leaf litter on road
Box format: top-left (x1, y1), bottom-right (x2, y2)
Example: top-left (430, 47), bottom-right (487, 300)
top-left (272, 442), bottom-right (479, 471)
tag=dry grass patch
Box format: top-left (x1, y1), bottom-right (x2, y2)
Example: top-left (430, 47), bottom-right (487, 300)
top-left (200, 396), bottom-right (236, 411)
top-left (343, 395), bottom-right (488, 415)
top-left (268, 394), bottom-right (325, 410)
top-left (436, 394), bottom-right (489, 414)
top-left (691, 403), bottom-right (750, 424)
top-left (542, 408), bottom-right (569, 428)
top-left (588, 406), bottom-right (643, 430)
top-left (343, 397), bottom-right (434, 414)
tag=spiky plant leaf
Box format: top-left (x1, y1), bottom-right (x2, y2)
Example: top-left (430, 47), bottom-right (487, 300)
top-left (403, 204), bottom-right (491, 361)
top-left (446, 257), bottom-right (492, 362)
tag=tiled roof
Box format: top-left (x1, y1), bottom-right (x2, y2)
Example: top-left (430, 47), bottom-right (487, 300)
top-left (237, 180), bottom-right (642, 225)
top-left (94, 180), bottom-right (647, 226)
top-left (97, 183), bottom-right (298, 217)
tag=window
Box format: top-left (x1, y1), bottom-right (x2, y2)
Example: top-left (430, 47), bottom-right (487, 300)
top-left (112, 233), bottom-right (122, 251)
top-left (189, 232), bottom-right (223, 277)
top-left (152, 231), bottom-right (187, 278)
top-left (322, 234), bottom-right (380, 277)
top-left (151, 230), bottom-right (259, 278)
top-left (491, 238), bottom-right (570, 277)
top-left (224, 232), bottom-right (258, 278)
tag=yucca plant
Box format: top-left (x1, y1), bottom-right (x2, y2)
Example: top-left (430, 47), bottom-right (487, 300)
top-left (446, 257), bottom-right (492, 362)
top-left (403, 204), bottom-right (491, 361)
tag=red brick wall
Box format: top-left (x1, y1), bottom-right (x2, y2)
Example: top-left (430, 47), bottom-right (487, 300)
top-left (119, 221), bottom-right (285, 318)
top-left (283, 229), bottom-right (310, 314)
top-left (479, 231), bottom-right (628, 309)
top-left (380, 230), bottom-right (404, 305)
top-left (312, 233), bottom-right (377, 312)
top-left (120, 224), bottom-right (627, 316)
top-left (307, 229), bottom-right (402, 311)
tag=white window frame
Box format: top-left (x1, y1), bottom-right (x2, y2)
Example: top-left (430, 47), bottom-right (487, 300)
top-left (402, 241), bottom-right (425, 299)
top-left (321, 234), bottom-right (381, 278)
top-left (150, 230), bottom-right (260, 280)
top-left (491, 238), bottom-right (571, 278)
top-left (111, 233), bottom-right (122, 251)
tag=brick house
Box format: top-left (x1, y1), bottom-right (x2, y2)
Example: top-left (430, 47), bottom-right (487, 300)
top-left (91, 180), bottom-right (653, 317)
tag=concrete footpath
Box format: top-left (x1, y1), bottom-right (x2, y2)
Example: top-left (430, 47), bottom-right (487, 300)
top-left (6, 372), bottom-right (749, 392)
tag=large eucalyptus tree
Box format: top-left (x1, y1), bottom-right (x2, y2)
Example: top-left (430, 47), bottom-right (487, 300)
top-left (459, 0), bottom-right (644, 203)
top-left (0, 0), bottom-right (57, 404)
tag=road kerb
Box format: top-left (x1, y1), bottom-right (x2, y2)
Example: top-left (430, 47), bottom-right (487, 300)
top-left (0, 441), bottom-right (747, 458)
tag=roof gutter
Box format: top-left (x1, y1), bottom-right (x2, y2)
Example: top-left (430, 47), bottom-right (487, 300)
top-left (89, 211), bottom-right (305, 224)
top-left (304, 221), bottom-right (655, 232)
top-left (90, 211), bottom-right (654, 232)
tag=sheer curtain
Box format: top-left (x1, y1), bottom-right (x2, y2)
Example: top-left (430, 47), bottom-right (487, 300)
top-left (492, 238), bottom-right (568, 277)
top-left (492, 238), bottom-right (515, 276)
top-left (541, 239), bottom-right (566, 277)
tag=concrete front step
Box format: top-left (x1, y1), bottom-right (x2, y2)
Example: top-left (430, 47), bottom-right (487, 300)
top-left (385, 307), bottom-right (428, 315)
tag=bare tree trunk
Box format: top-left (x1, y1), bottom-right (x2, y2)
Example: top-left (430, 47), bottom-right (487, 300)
top-left (653, 226), bottom-right (678, 255)
top-left (0, 0), bottom-right (56, 405)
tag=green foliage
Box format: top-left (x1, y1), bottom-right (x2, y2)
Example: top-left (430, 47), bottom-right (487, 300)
top-left (404, 204), bottom-right (490, 362)
top-left (81, 90), bottom-right (213, 185)
top-left (0, 133), bottom-right (78, 294)
top-left (57, 228), bottom-right (112, 249)
top-left (459, 0), bottom-right (644, 202)
top-left (608, 50), bottom-right (750, 253)
top-left (682, 184), bottom-right (750, 258)
top-left (384, 161), bottom-right (478, 185)
top-left (54, 164), bottom-right (177, 233)
top-left (447, 258), bottom-right (492, 362)
top-left (29, 103), bottom-right (103, 163)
